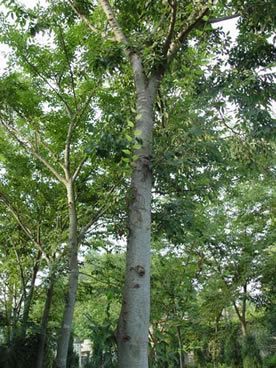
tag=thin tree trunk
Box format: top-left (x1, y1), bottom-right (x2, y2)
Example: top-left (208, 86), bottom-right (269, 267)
top-left (177, 326), bottom-right (184, 368)
top-left (55, 181), bottom-right (79, 368)
top-left (21, 250), bottom-right (41, 337)
top-left (36, 271), bottom-right (55, 368)
top-left (241, 283), bottom-right (247, 336)
top-left (4, 287), bottom-right (13, 343)
top-left (233, 283), bottom-right (248, 337)
top-left (116, 72), bottom-right (157, 367)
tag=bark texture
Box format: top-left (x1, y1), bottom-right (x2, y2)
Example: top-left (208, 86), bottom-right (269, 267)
top-left (116, 68), bottom-right (158, 367)
top-left (92, 1), bottom-right (210, 366)
top-left (55, 182), bottom-right (79, 368)
top-left (97, 2), bottom-right (159, 367)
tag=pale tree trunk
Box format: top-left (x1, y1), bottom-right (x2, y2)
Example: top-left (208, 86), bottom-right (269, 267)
top-left (95, 2), bottom-right (159, 367)
top-left (116, 62), bottom-right (158, 367)
top-left (81, 1), bottom-right (210, 366)
top-left (55, 181), bottom-right (79, 368)
top-left (36, 271), bottom-right (55, 368)
top-left (241, 283), bottom-right (247, 336)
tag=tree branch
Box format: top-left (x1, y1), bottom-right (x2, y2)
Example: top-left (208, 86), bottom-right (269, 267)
top-left (64, 92), bottom-right (94, 178)
top-left (242, 283), bottom-right (247, 320)
top-left (167, 3), bottom-right (210, 62)
top-left (68, 0), bottom-right (115, 41)
top-left (13, 245), bottom-right (27, 297)
top-left (6, 106), bottom-right (67, 173)
top-left (20, 53), bottom-right (73, 117)
top-left (58, 26), bottom-right (78, 109)
top-left (0, 191), bottom-right (50, 263)
top-left (72, 156), bottom-right (88, 182)
top-left (163, 0), bottom-right (178, 56)
top-left (217, 109), bottom-right (244, 137)
top-left (39, 139), bottom-right (66, 172)
top-left (99, 0), bottom-right (149, 91)
top-left (233, 301), bottom-right (243, 322)
top-left (64, 119), bottom-right (77, 177)
top-left (209, 14), bottom-right (240, 24)
top-left (98, 0), bottom-right (129, 47)
top-left (0, 118), bottom-right (66, 185)
top-left (78, 184), bottom-right (116, 241)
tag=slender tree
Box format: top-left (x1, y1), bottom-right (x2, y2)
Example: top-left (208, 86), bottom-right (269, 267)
top-left (0, 5), bottom-right (118, 366)
top-left (71, 1), bottom-right (275, 366)
top-left (71, 1), bottom-right (219, 365)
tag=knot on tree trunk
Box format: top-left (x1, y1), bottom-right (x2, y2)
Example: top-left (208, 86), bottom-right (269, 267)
top-left (131, 265), bottom-right (145, 276)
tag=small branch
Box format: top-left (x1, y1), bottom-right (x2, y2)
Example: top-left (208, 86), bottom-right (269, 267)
top-left (72, 156), bottom-right (88, 182)
top-left (64, 94), bottom-right (93, 178)
top-left (58, 26), bottom-right (78, 109)
top-left (209, 14), bottom-right (240, 24)
top-left (78, 184), bottom-right (116, 241)
top-left (78, 93), bottom-right (94, 120)
top-left (79, 272), bottom-right (119, 289)
top-left (20, 54), bottom-right (73, 117)
top-left (0, 118), bottom-right (66, 185)
top-left (68, 0), bottom-right (114, 40)
top-left (242, 283), bottom-right (247, 320)
top-left (13, 246), bottom-right (27, 297)
top-left (64, 119), bottom-right (77, 177)
top-left (0, 191), bottom-right (50, 263)
top-left (78, 204), bottom-right (107, 242)
top-left (5, 107), bottom-right (66, 173)
top-left (39, 139), bottom-right (66, 172)
top-left (167, 3), bottom-right (210, 62)
top-left (217, 109), bottom-right (244, 137)
top-left (233, 301), bottom-right (243, 322)
top-left (163, 0), bottom-right (177, 56)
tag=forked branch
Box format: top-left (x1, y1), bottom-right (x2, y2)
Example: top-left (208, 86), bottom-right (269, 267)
top-left (167, 3), bottom-right (210, 62)
top-left (163, 0), bottom-right (178, 55)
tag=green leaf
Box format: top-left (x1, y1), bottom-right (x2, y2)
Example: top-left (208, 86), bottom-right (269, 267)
top-left (134, 129), bottom-right (142, 137)
top-left (127, 120), bottom-right (134, 128)
top-left (125, 134), bottom-right (132, 142)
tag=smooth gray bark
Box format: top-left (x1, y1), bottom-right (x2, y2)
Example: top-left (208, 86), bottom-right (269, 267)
top-left (93, 2), bottom-right (209, 366)
top-left (117, 68), bottom-right (158, 368)
top-left (55, 181), bottom-right (79, 368)
top-left (96, 4), bottom-right (160, 367)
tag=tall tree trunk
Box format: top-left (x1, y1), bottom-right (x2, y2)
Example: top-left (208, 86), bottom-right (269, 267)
top-left (36, 271), bottom-right (55, 368)
top-left (55, 181), bottom-right (79, 368)
top-left (117, 69), bottom-right (157, 367)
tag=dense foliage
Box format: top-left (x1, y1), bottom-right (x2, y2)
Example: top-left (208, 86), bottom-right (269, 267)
top-left (0, 0), bottom-right (275, 367)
